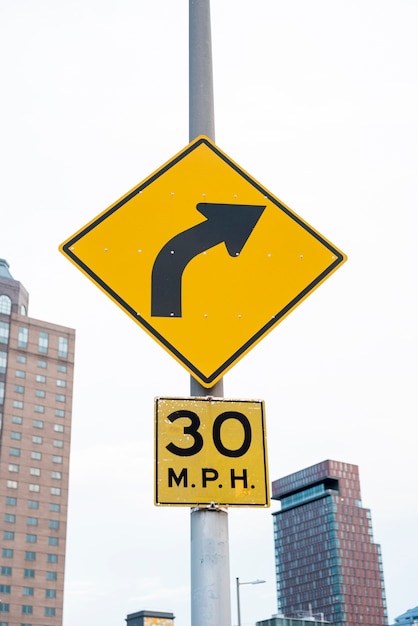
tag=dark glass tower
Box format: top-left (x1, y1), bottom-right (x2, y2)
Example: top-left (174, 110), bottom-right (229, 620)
top-left (272, 460), bottom-right (388, 626)
top-left (0, 259), bottom-right (75, 626)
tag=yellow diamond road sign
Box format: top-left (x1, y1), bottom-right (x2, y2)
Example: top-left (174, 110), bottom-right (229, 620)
top-left (155, 397), bottom-right (269, 507)
top-left (60, 136), bottom-right (346, 387)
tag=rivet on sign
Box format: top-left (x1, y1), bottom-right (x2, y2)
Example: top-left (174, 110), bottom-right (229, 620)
top-left (70, 246), bottom-right (74, 251)
top-left (202, 193), bottom-right (206, 197)
top-left (137, 249), bottom-right (142, 253)
top-left (300, 254), bottom-right (304, 259)
top-left (170, 250), bottom-right (175, 255)
top-left (237, 314), bottom-right (242, 319)
top-left (171, 192), bottom-right (175, 196)
top-left (204, 313), bottom-right (208, 318)
top-left (104, 248), bottom-right (108, 252)
top-left (267, 253), bottom-right (272, 257)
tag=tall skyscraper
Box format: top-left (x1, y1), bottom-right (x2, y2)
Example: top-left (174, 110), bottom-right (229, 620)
top-left (272, 459), bottom-right (388, 626)
top-left (0, 259), bottom-right (75, 626)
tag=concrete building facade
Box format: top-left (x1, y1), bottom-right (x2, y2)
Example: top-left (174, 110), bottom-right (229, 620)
top-left (0, 259), bottom-right (75, 626)
top-left (272, 459), bottom-right (388, 626)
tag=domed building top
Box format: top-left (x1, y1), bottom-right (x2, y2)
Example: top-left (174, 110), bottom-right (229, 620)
top-left (0, 258), bottom-right (14, 280)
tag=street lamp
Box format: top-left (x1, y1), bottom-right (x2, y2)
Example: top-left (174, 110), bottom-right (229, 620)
top-left (236, 577), bottom-right (266, 626)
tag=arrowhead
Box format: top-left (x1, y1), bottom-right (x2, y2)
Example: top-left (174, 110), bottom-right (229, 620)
top-left (196, 203), bottom-right (265, 256)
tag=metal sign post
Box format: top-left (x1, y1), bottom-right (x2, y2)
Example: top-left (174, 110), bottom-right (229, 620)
top-left (189, 1), bottom-right (231, 625)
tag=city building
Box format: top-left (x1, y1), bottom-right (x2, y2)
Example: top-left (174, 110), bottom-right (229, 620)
top-left (126, 610), bottom-right (175, 626)
top-left (257, 614), bottom-right (329, 626)
top-left (0, 259), bottom-right (75, 625)
top-left (272, 459), bottom-right (388, 626)
top-left (390, 606), bottom-right (418, 625)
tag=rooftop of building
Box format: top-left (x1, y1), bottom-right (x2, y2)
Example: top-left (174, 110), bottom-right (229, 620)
top-left (0, 258), bottom-right (14, 280)
top-left (393, 606), bottom-right (418, 624)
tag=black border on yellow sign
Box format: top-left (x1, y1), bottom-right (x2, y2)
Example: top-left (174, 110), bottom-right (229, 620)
top-left (61, 136), bottom-right (346, 386)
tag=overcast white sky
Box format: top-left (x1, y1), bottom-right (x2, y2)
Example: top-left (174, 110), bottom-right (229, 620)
top-left (1, 1), bottom-right (418, 625)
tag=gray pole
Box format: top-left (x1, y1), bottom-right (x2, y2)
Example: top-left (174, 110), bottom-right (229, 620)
top-left (189, 0), bottom-right (215, 142)
top-left (189, 2), bottom-right (231, 626)
top-left (236, 578), bottom-right (242, 626)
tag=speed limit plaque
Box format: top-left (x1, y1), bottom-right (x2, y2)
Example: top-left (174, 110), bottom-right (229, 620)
top-left (155, 396), bottom-right (269, 507)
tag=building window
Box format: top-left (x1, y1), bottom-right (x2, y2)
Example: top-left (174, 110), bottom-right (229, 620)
top-left (30, 468), bottom-right (41, 477)
top-left (55, 409), bottom-right (65, 418)
top-left (0, 584), bottom-right (11, 593)
top-left (21, 605), bottom-right (33, 615)
top-left (2, 549), bottom-right (13, 558)
top-left (22, 587), bottom-right (34, 596)
top-left (34, 405), bottom-right (45, 414)
top-left (25, 551), bottom-right (36, 561)
top-left (58, 336), bottom-right (68, 358)
top-left (26, 534), bottom-right (37, 543)
top-left (0, 381), bottom-right (4, 405)
top-left (6, 480), bottom-right (18, 489)
top-left (14, 385), bottom-right (25, 394)
top-left (48, 519), bottom-right (60, 529)
top-left (0, 603), bottom-right (10, 613)
top-left (0, 351), bottom-right (7, 374)
top-left (27, 500), bottom-right (39, 509)
top-left (16, 369), bottom-right (26, 378)
top-left (28, 485), bottom-right (40, 493)
top-left (49, 504), bottom-right (60, 513)
top-left (13, 400), bottom-right (23, 409)
top-left (57, 364), bottom-right (67, 373)
top-left (36, 374), bottom-right (46, 383)
top-left (23, 569), bottom-right (35, 578)
top-left (32, 436), bottom-right (42, 444)
top-left (45, 589), bottom-right (56, 598)
top-left (31, 452), bottom-right (41, 461)
top-left (0, 567), bottom-right (12, 576)
top-left (17, 355), bottom-right (27, 364)
top-left (5, 496), bottom-right (17, 506)
top-left (48, 537), bottom-right (58, 546)
top-left (3, 531), bottom-right (14, 540)
top-left (52, 456), bottom-right (63, 464)
top-left (46, 571), bottom-right (57, 580)
top-left (0, 295), bottom-right (12, 315)
top-left (47, 554), bottom-right (58, 563)
top-left (51, 471), bottom-right (61, 480)
top-left (4, 514), bottom-right (15, 523)
top-left (12, 415), bottom-right (23, 424)
top-left (55, 394), bottom-right (65, 403)
top-left (33, 420), bottom-right (44, 429)
top-left (26, 517), bottom-right (38, 526)
top-left (0, 321), bottom-right (10, 344)
top-left (37, 360), bottom-right (47, 368)
top-left (45, 607), bottom-right (56, 617)
top-left (35, 390), bottom-right (45, 398)
top-left (53, 424), bottom-right (64, 433)
top-left (11, 431), bottom-right (22, 440)
top-left (50, 487), bottom-right (61, 496)
top-left (38, 332), bottom-right (49, 354)
top-left (18, 327), bottom-right (28, 349)
top-left (53, 440), bottom-right (63, 448)
top-left (9, 447), bottom-right (20, 457)
top-left (8, 463), bottom-right (19, 472)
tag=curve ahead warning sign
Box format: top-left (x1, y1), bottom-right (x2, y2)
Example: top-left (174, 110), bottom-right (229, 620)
top-left (59, 136), bottom-right (346, 387)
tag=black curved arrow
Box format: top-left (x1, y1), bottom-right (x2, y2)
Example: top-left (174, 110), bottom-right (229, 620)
top-left (151, 202), bottom-right (265, 317)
